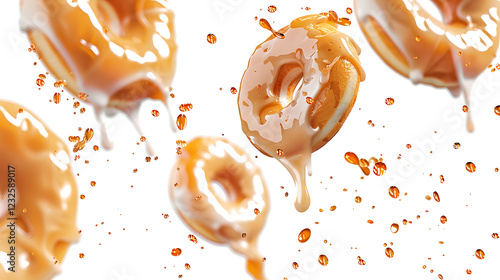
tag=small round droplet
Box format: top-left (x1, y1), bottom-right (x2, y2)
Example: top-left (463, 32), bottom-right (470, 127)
top-left (176, 114), bottom-right (187, 130)
top-left (330, 205), bottom-right (337, 211)
top-left (90, 181), bottom-right (96, 187)
top-left (346, 7), bottom-right (353, 14)
top-left (185, 263), bottom-right (191, 270)
top-left (494, 106), bottom-right (500, 116)
top-left (80, 194), bottom-right (85, 199)
top-left (268, 5), bottom-right (277, 13)
top-left (373, 162), bottom-right (387, 176)
top-left (440, 215), bottom-right (447, 224)
top-left (345, 152), bottom-right (359, 165)
top-left (276, 149), bottom-right (284, 156)
top-left (406, 144), bottom-right (412, 149)
top-left (466, 269), bottom-right (472, 275)
top-left (388, 186), bottom-right (400, 199)
top-left (390, 223), bottom-right (399, 233)
top-left (385, 247), bottom-right (394, 258)
top-left (242, 233), bottom-right (247, 238)
top-left (151, 110), bottom-right (160, 117)
top-left (453, 142), bottom-right (461, 149)
top-left (292, 262), bottom-right (299, 270)
top-left (415, 36), bottom-right (421, 42)
top-left (171, 248), bottom-right (182, 256)
top-left (36, 78), bottom-right (45, 86)
top-left (492, 233), bottom-right (499, 239)
top-left (355, 196), bottom-right (362, 203)
top-left (306, 97), bottom-right (314, 104)
top-left (463, 105), bottom-right (469, 112)
top-left (298, 228), bottom-right (311, 243)
top-left (465, 162), bottom-right (476, 173)
top-left (207, 34), bottom-right (217, 44)
top-left (475, 249), bottom-right (485, 259)
top-left (79, 253), bottom-right (85, 258)
top-left (230, 87), bottom-right (237, 95)
top-left (140, 136), bottom-right (146, 142)
top-left (385, 97), bottom-right (394, 105)
top-left (318, 255), bottom-right (328, 266)
top-left (254, 208), bottom-right (260, 215)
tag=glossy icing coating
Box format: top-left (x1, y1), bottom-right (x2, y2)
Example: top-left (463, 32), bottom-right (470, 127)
top-left (0, 101), bottom-right (79, 280)
top-left (238, 12), bottom-right (365, 212)
top-left (169, 137), bottom-right (269, 280)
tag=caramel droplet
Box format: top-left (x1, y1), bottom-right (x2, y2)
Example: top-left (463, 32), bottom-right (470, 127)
top-left (406, 144), bottom-right (412, 149)
top-left (90, 181), bottom-right (96, 187)
top-left (207, 34), bottom-right (217, 44)
top-left (185, 263), bottom-right (191, 270)
top-left (388, 186), bottom-right (400, 199)
top-left (345, 152), bottom-right (359, 165)
top-left (475, 249), bottom-right (485, 259)
top-left (151, 110), bottom-right (160, 117)
top-left (440, 215), bottom-right (447, 224)
top-left (268, 5), bottom-right (277, 13)
top-left (415, 36), bottom-right (421, 42)
top-left (385, 97), bottom-right (394, 105)
top-left (254, 208), bottom-right (260, 215)
top-left (306, 97), bottom-right (314, 104)
top-left (298, 228), bottom-right (311, 243)
top-left (357, 257), bottom-right (366, 265)
top-left (433, 191), bottom-right (440, 202)
top-left (79, 253), bottom-right (85, 258)
top-left (453, 142), bottom-right (461, 149)
top-left (84, 128), bottom-right (94, 142)
top-left (373, 162), bottom-right (387, 176)
top-left (80, 194), bottom-right (85, 199)
top-left (188, 234), bottom-right (198, 244)
top-left (346, 7), bottom-right (353, 14)
top-left (385, 247), bottom-right (394, 258)
top-left (465, 162), bottom-right (476, 173)
top-left (440, 175), bottom-right (445, 183)
top-left (259, 18), bottom-right (285, 39)
top-left (179, 103), bottom-right (193, 112)
top-left (492, 233), bottom-right (499, 239)
top-left (292, 262), bottom-right (299, 269)
top-left (176, 114), bottom-right (187, 130)
top-left (355, 196), bottom-right (362, 203)
top-left (39, 74), bottom-right (46, 79)
top-left (359, 158), bottom-right (369, 168)
top-left (330, 205), bottom-right (337, 211)
top-left (390, 223), bottom-right (399, 233)
top-left (494, 106), bottom-right (500, 116)
top-left (466, 269), bottom-right (472, 275)
top-left (36, 78), bottom-right (45, 86)
top-left (171, 248), bottom-right (182, 256)
top-left (276, 149), bottom-right (284, 156)
top-left (230, 87), bottom-right (237, 95)
top-left (463, 105), bottom-right (469, 113)
top-left (318, 255), bottom-right (329, 266)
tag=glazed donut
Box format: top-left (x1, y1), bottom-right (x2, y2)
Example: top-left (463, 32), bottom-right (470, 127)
top-left (169, 137), bottom-right (269, 280)
top-left (0, 101), bottom-right (79, 280)
top-left (20, 0), bottom-right (177, 138)
top-left (238, 12), bottom-right (365, 212)
top-left (354, 0), bottom-right (500, 103)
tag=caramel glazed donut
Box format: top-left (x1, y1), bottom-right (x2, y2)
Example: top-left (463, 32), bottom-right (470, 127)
top-left (20, 0), bottom-right (177, 143)
top-left (169, 137), bottom-right (269, 280)
top-left (0, 101), bottom-right (79, 280)
top-left (238, 12), bottom-right (365, 212)
top-left (354, 0), bottom-right (500, 129)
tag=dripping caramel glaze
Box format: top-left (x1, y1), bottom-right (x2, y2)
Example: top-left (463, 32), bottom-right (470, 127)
top-left (21, 0), bottom-right (177, 147)
top-left (0, 101), bottom-right (79, 280)
top-left (354, 0), bottom-right (500, 131)
top-left (239, 12), bottom-right (365, 212)
top-left (169, 137), bottom-right (269, 280)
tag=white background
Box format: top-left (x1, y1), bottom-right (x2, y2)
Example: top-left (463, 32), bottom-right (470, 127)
top-left (1, 0), bottom-right (500, 279)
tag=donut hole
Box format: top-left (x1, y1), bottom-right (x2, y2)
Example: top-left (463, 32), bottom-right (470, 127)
top-left (416, 0), bottom-right (444, 22)
top-left (273, 63), bottom-right (304, 108)
top-left (108, 80), bottom-right (165, 109)
top-left (209, 169), bottom-right (244, 204)
top-left (259, 63), bottom-right (304, 124)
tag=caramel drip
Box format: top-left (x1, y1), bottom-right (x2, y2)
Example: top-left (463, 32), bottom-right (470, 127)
top-left (259, 19), bottom-right (285, 39)
top-left (239, 13), bottom-right (365, 212)
top-left (169, 137), bottom-right (269, 279)
top-left (20, 0), bottom-right (177, 145)
top-left (0, 101), bottom-right (79, 280)
top-left (354, 0), bottom-right (500, 131)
